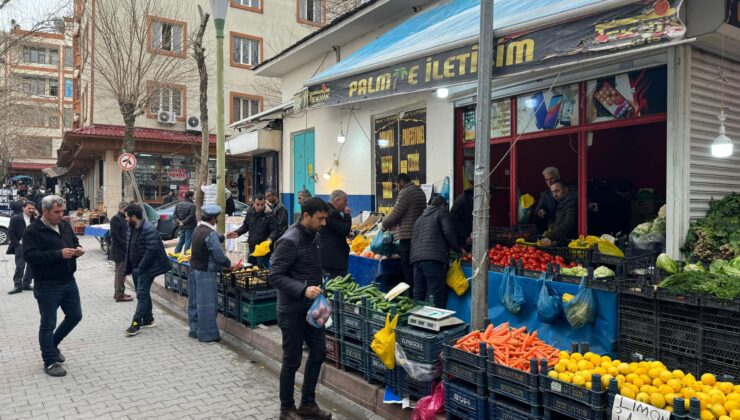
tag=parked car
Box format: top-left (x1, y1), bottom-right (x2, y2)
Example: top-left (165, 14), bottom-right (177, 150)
top-left (155, 199), bottom-right (248, 240)
top-left (0, 215), bottom-right (9, 245)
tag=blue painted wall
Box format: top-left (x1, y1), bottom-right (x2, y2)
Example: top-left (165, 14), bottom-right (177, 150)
top-left (281, 193), bottom-right (374, 224)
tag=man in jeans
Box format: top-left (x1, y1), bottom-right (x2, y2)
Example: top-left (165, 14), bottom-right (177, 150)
top-left (124, 204), bottom-right (170, 337)
top-left (109, 201), bottom-right (133, 302)
top-left (174, 191), bottom-right (196, 253)
top-left (23, 195), bottom-right (84, 377)
top-left (269, 197), bottom-right (331, 420)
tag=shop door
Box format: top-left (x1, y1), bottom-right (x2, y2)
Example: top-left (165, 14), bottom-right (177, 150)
top-left (292, 130), bottom-right (315, 215)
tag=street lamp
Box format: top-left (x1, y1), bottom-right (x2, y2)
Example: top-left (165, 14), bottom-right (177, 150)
top-left (211, 0), bottom-right (228, 234)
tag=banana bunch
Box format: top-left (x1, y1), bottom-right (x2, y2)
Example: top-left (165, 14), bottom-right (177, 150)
top-left (167, 249), bottom-right (191, 263)
top-left (232, 266), bottom-right (262, 273)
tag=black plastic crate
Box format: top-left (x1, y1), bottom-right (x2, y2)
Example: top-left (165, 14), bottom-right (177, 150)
top-left (539, 374), bottom-right (607, 409)
top-left (396, 324), bottom-right (469, 364)
top-left (658, 300), bottom-right (700, 324)
top-left (488, 376), bottom-right (540, 406)
top-left (365, 350), bottom-right (396, 387)
top-left (567, 248), bottom-right (592, 265)
top-left (340, 339), bottom-right (367, 374)
top-left (340, 311), bottom-right (365, 342)
top-left (444, 381), bottom-right (487, 420)
top-left (217, 291), bottom-right (224, 313)
top-left (239, 299), bottom-right (277, 329)
top-left (656, 288), bottom-right (701, 306)
top-left (619, 293), bottom-right (657, 316)
top-left (326, 297), bottom-right (340, 336)
top-left (592, 250), bottom-right (624, 267)
top-left (618, 275), bottom-right (657, 298)
top-left (490, 226), bottom-right (517, 246)
top-left (180, 262), bottom-right (191, 279)
top-left (658, 319), bottom-right (698, 356)
top-left (585, 275), bottom-right (617, 292)
top-left (171, 275), bottom-right (182, 294)
top-left (230, 268), bottom-right (270, 292)
top-left (397, 368), bottom-right (435, 400)
top-left (325, 334), bottom-right (340, 369)
top-left (701, 306), bottom-right (740, 335)
top-left (223, 293), bottom-right (240, 319)
top-left (488, 394), bottom-right (543, 420)
top-left (180, 276), bottom-right (189, 296)
top-left (519, 268), bottom-right (546, 279)
top-left (702, 295), bottom-right (740, 312)
top-left (619, 308), bottom-right (657, 347)
top-left (701, 328), bottom-right (739, 366)
top-left (365, 320), bottom-right (384, 345)
top-left (618, 338), bottom-right (656, 362)
top-left (515, 224), bottom-right (539, 243)
top-left (443, 341), bottom-right (488, 370)
top-left (622, 249), bottom-right (659, 274)
top-left (555, 273), bottom-right (585, 286)
top-left (541, 392), bottom-right (606, 420)
top-left (443, 357), bottom-right (486, 397)
top-left (169, 259), bottom-right (180, 276)
top-left (658, 349), bottom-right (700, 377)
top-left (488, 359), bottom-right (542, 390)
top-left (702, 359), bottom-right (740, 380)
top-left (365, 303), bottom-right (412, 326)
top-left (164, 272), bottom-right (175, 290)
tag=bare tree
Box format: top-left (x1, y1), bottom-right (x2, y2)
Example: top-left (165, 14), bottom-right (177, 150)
top-left (81, 0), bottom-right (195, 198)
top-left (191, 6), bottom-right (210, 222)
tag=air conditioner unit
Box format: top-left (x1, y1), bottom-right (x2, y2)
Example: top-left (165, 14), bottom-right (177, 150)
top-left (186, 115), bottom-right (202, 132)
top-left (157, 110), bottom-right (177, 124)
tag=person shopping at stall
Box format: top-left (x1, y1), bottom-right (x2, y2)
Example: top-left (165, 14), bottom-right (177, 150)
top-left (534, 167), bottom-right (560, 231)
top-left (269, 197), bottom-right (331, 420)
top-left (174, 191), bottom-right (196, 253)
top-left (539, 181), bottom-right (578, 247)
top-left (188, 205), bottom-right (235, 342)
top-left (266, 188), bottom-right (289, 242)
top-left (319, 190), bottom-right (352, 278)
top-left (294, 189), bottom-right (312, 222)
top-left (410, 195), bottom-right (462, 308)
top-left (381, 173), bottom-right (427, 294)
top-left (7, 200), bottom-right (37, 294)
top-left (450, 187), bottom-right (474, 251)
top-left (109, 201), bottom-right (133, 302)
top-left (226, 193), bottom-right (275, 268)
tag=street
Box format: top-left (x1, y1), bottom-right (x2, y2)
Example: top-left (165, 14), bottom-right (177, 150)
top-left (0, 237), bottom-right (372, 419)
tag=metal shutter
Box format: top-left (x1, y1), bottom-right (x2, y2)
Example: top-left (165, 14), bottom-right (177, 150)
top-left (689, 48), bottom-right (740, 220)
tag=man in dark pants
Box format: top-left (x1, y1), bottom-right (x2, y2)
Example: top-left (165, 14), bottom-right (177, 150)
top-left (226, 193), bottom-right (274, 267)
top-left (23, 195), bottom-right (84, 377)
top-left (381, 173), bottom-right (427, 295)
top-left (174, 191), bottom-right (196, 253)
top-left (7, 200), bottom-right (37, 294)
top-left (450, 187), bottom-right (474, 251)
top-left (269, 197), bottom-right (331, 420)
top-left (109, 201), bottom-right (133, 302)
top-left (124, 204), bottom-right (171, 337)
top-left (410, 195), bottom-right (462, 308)
top-left (319, 190), bottom-right (352, 278)
top-left (266, 188), bottom-right (289, 242)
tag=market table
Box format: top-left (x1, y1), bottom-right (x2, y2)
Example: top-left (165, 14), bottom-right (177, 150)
top-left (347, 255), bottom-right (403, 289)
top-left (84, 224), bottom-right (111, 256)
top-left (446, 266), bottom-right (617, 356)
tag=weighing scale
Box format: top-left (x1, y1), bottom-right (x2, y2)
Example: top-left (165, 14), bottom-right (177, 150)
top-left (407, 306), bottom-right (464, 332)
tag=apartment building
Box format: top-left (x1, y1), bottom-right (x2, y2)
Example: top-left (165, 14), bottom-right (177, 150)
top-left (55, 0), bottom-right (336, 216)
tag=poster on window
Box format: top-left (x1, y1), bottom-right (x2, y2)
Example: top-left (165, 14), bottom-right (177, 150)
top-left (517, 84), bottom-right (579, 134)
top-left (374, 114), bottom-right (399, 214)
top-left (399, 108), bottom-right (426, 187)
top-left (462, 99), bottom-right (511, 142)
top-left (586, 67), bottom-right (667, 123)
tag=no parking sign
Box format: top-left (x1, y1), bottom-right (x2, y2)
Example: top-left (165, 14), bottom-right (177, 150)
top-left (118, 153), bottom-right (137, 172)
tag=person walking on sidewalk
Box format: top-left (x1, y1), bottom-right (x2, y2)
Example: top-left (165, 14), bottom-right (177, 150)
top-left (269, 197), bottom-right (332, 420)
top-left (7, 200), bottom-right (37, 294)
top-left (124, 204), bottom-right (170, 337)
top-left (319, 190), bottom-right (352, 279)
top-left (23, 195), bottom-right (84, 377)
top-left (109, 201), bottom-right (133, 302)
top-left (174, 191), bottom-right (196, 253)
top-left (188, 205), bottom-right (235, 342)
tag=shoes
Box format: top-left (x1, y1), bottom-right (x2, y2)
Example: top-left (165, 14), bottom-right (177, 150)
top-left (297, 403), bottom-right (332, 420)
top-left (279, 407), bottom-right (303, 420)
top-left (141, 319), bottom-right (156, 328)
top-left (56, 349), bottom-right (65, 363)
top-left (8, 287), bottom-right (22, 295)
top-left (115, 295), bottom-right (133, 302)
top-left (44, 362), bottom-right (67, 377)
top-left (22, 285), bottom-right (33, 291)
top-left (188, 331), bottom-right (197, 339)
top-left (125, 322), bottom-right (141, 336)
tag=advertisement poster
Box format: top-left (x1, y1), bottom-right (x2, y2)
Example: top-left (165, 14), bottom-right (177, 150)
top-left (586, 67), bottom-right (667, 123)
top-left (463, 99), bottom-right (512, 142)
top-left (374, 114), bottom-right (399, 214)
top-left (399, 108), bottom-right (427, 186)
top-left (516, 83), bottom-right (580, 134)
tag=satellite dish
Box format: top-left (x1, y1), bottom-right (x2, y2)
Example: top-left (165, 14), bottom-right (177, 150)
top-left (54, 18), bottom-right (65, 34)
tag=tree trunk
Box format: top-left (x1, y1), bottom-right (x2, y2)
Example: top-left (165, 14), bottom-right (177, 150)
top-left (122, 111), bottom-right (137, 201)
top-left (193, 7), bottom-right (210, 222)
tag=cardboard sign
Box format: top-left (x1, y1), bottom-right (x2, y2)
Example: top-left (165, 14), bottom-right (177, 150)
top-left (611, 395), bottom-right (670, 420)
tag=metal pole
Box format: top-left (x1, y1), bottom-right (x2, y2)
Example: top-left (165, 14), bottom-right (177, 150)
top-left (471, 0), bottom-right (494, 331)
top-left (214, 17), bottom-right (226, 234)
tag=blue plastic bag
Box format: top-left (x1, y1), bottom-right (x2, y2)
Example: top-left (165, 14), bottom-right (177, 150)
top-left (536, 278), bottom-right (562, 323)
top-left (371, 230), bottom-right (395, 256)
top-left (306, 294), bottom-right (333, 329)
top-left (563, 278), bottom-right (596, 328)
top-left (499, 267), bottom-right (525, 315)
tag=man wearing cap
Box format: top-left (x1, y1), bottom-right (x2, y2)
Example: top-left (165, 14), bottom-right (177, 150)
top-left (188, 205), bottom-right (236, 342)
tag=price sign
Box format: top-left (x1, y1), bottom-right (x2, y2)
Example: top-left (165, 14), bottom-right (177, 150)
top-left (612, 394), bottom-right (670, 420)
top-left (117, 153), bottom-right (137, 172)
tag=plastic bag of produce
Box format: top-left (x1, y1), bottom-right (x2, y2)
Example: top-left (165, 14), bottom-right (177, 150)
top-left (629, 231), bottom-right (664, 251)
top-left (371, 313), bottom-right (399, 369)
top-left (563, 278), bottom-right (596, 328)
top-left (370, 230), bottom-right (395, 256)
top-left (499, 268), bottom-right (525, 315)
top-left (536, 279), bottom-right (562, 323)
top-left (395, 343), bottom-right (439, 381)
top-left (446, 259), bottom-right (469, 296)
top-left (306, 294), bottom-right (333, 329)
top-left (351, 234), bottom-right (370, 254)
top-left (411, 381), bottom-right (444, 420)
top-left (656, 253), bottom-right (679, 274)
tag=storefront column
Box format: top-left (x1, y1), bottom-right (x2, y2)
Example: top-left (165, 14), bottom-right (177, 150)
top-left (666, 45), bottom-right (691, 259)
top-left (103, 150), bottom-right (123, 218)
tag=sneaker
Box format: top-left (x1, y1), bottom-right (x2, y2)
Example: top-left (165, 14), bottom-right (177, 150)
top-left (22, 285), bottom-right (33, 291)
top-left (141, 319), bottom-right (156, 328)
top-left (125, 322), bottom-right (141, 336)
top-left (56, 349), bottom-right (65, 363)
top-left (279, 407), bottom-right (302, 420)
top-left (297, 403), bottom-right (332, 420)
top-left (44, 362), bottom-right (67, 377)
top-left (7, 287), bottom-right (22, 295)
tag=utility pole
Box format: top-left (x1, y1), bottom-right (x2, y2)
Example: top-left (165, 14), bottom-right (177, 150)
top-left (471, 0), bottom-right (494, 331)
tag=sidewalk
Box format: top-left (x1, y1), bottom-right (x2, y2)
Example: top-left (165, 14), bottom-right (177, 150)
top-left (0, 237), bottom-right (379, 419)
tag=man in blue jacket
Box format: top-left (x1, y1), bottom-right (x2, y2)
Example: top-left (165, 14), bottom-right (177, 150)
top-left (124, 204), bottom-right (170, 337)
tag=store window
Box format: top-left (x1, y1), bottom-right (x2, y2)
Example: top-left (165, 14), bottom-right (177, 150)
top-left (64, 46), bottom-right (73, 67)
top-left (516, 84), bottom-right (579, 134)
top-left (231, 33), bottom-right (261, 68)
top-left (232, 0), bottom-right (261, 12)
top-left (298, 0), bottom-right (324, 25)
top-left (231, 94), bottom-right (261, 123)
top-left (132, 154), bottom-right (216, 203)
top-left (149, 84), bottom-right (184, 118)
top-left (149, 17), bottom-right (185, 56)
top-left (585, 67), bottom-right (667, 123)
top-left (461, 98), bottom-right (512, 142)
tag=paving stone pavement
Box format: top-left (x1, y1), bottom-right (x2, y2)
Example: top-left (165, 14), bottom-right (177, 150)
top-left (0, 237), bottom-right (372, 419)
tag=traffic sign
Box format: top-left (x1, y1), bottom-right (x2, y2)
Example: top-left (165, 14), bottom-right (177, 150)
top-left (118, 153), bottom-right (137, 171)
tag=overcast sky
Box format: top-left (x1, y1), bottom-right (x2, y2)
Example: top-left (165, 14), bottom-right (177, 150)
top-left (1, 0), bottom-right (72, 31)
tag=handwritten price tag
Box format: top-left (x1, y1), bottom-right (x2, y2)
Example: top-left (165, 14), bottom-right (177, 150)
top-left (612, 394), bottom-right (670, 420)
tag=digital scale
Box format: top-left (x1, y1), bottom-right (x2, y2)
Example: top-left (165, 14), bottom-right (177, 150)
top-left (407, 306), bottom-right (464, 332)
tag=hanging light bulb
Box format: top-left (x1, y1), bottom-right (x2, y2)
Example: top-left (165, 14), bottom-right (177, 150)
top-left (337, 121), bottom-right (346, 143)
top-left (712, 109), bottom-right (734, 158)
top-left (323, 168), bottom-right (333, 180)
top-left (436, 87), bottom-right (449, 98)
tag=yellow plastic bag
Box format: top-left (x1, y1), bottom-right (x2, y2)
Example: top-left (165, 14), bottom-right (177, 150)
top-left (351, 234), bottom-right (370, 254)
top-left (251, 240), bottom-right (271, 257)
top-left (446, 259), bottom-right (469, 296)
top-left (371, 313), bottom-right (399, 369)
top-left (595, 238), bottom-right (624, 257)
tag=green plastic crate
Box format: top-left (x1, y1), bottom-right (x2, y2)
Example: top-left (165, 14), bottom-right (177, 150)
top-left (239, 299), bottom-right (277, 329)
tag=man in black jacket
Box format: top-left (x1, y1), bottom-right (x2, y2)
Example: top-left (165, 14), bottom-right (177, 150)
top-left (266, 188), bottom-right (289, 242)
top-left (319, 190), bottom-right (352, 278)
top-left (109, 201), bottom-right (133, 302)
top-left (23, 195), bottom-right (84, 377)
top-left (174, 191), bottom-right (196, 253)
top-left (7, 200), bottom-right (37, 294)
top-left (124, 204), bottom-right (171, 337)
top-left (410, 195), bottom-right (462, 308)
top-left (269, 197), bottom-right (331, 420)
top-left (450, 187), bottom-right (474, 250)
top-left (540, 181), bottom-right (578, 247)
top-left (227, 193), bottom-right (275, 267)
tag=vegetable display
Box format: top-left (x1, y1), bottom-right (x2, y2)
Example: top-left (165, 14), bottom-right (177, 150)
top-left (560, 266), bottom-right (588, 277)
top-left (325, 275), bottom-right (417, 314)
top-left (593, 266), bottom-right (615, 278)
top-left (452, 323), bottom-right (560, 370)
top-left (682, 193), bottom-right (740, 262)
top-left (656, 253), bottom-right (680, 274)
top-left (657, 255), bottom-right (740, 299)
top-left (488, 244), bottom-right (575, 272)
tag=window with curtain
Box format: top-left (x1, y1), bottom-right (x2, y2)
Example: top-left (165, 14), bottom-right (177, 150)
top-left (49, 79), bottom-right (59, 97)
top-left (234, 0), bottom-right (260, 7)
top-left (150, 19), bottom-right (184, 53)
top-left (232, 95), bottom-right (260, 122)
top-left (64, 47), bottom-right (73, 67)
top-left (299, 0), bottom-right (324, 24)
top-left (49, 48), bottom-right (59, 65)
top-left (149, 85), bottom-right (184, 117)
top-left (232, 35), bottom-right (260, 66)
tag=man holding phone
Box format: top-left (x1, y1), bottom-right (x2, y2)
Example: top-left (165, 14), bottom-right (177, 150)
top-left (23, 195), bottom-right (84, 377)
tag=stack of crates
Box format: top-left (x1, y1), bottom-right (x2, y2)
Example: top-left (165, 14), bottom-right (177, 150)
top-left (364, 302), bottom-right (407, 391)
top-left (337, 292), bottom-right (367, 376)
top-left (701, 298), bottom-right (740, 378)
top-left (442, 342), bottom-right (487, 419)
top-left (232, 268), bottom-right (277, 328)
top-left (324, 290), bottom-right (340, 368)
top-left (488, 357), bottom-right (544, 419)
top-left (656, 300), bottom-right (701, 376)
top-left (165, 257), bottom-right (183, 294)
top-left (617, 294), bottom-right (658, 362)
